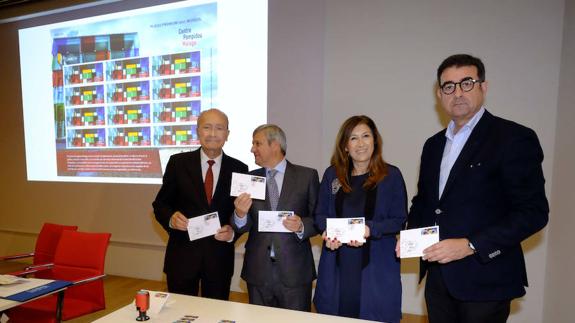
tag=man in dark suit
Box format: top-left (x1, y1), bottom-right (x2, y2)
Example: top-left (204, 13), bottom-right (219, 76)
top-left (153, 109), bottom-right (248, 300)
top-left (233, 124), bottom-right (319, 311)
top-left (405, 54), bottom-right (549, 323)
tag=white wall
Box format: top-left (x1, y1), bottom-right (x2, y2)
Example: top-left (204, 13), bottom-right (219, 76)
top-left (543, 0), bottom-right (575, 321)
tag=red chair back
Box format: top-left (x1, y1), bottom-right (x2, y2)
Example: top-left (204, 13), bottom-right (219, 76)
top-left (34, 223), bottom-right (78, 265)
top-left (52, 230), bottom-right (111, 310)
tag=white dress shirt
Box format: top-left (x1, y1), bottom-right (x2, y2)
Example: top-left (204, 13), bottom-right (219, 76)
top-left (439, 107), bottom-right (485, 198)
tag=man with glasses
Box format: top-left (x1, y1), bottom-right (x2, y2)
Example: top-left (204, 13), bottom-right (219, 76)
top-left (404, 54), bottom-right (549, 322)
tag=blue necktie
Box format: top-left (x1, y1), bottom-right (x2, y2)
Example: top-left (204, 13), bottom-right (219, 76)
top-left (267, 169), bottom-right (279, 211)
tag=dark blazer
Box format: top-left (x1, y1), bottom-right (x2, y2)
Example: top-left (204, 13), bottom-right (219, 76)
top-left (153, 149), bottom-right (248, 280)
top-left (233, 160), bottom-right (320, 287)
top-left (408, 110), bottom-right (549, 301)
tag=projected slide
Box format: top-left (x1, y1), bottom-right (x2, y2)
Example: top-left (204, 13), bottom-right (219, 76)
top-left (20, 0), bottom-right (268, 184)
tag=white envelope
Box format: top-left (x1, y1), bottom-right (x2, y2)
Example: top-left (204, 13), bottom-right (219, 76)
top-left (145, 290), bottom-right (170, 314)
top-left (230, 172), bottom-right (266, 200)
top-left (399, 225), bottom-right (440, 258)
top-left (258, 211), bottom-right (293, 233)
top-left (326, 217), bottom-right (366, 243)
top-left (187, 212), bottom-right (221, 241)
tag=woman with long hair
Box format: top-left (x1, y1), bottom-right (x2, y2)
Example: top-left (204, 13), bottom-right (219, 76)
top-left (313, 115), bottom-right (407, 322)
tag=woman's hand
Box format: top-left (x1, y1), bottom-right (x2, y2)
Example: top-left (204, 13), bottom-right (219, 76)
top-left (348, 225), bottom-right (370, 247)
top-left (323, 231), bottom-right (342, 250)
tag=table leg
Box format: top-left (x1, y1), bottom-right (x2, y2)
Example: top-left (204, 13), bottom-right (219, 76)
top-left (55, 290), bottom-right (65, 323)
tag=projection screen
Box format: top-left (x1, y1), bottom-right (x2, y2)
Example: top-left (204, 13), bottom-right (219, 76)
top-left (19, 0), bottom-right (267, 184)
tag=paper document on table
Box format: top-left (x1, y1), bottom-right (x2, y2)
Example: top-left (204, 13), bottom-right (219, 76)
top-left (399, 225), bottom-right (440, 258)
top-left (326, 217), bottom-right (366, 243)
top-left (0, 275), bottom-right (20, 285)
top-left (0, 277), bottom-right (52, 297)
top-left (258, 211), bottom-right (293, 233)
top-left (148, 290), bottom-right (170, 314)
top-left (230, 172), bottom-right (266, 200)
top-left (187, 212), bottom-right (221, 241)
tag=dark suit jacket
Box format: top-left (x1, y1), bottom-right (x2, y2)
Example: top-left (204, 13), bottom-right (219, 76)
top-left (233, 161), bottom-right (320, 287)
top-left (408, 110), bottom-right (549, 301)
top-left (153, 149), bottom-right (248, 280)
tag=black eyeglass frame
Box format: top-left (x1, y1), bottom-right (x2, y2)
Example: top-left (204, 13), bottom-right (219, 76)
top-left (439, 77), bottom-right (484, 95)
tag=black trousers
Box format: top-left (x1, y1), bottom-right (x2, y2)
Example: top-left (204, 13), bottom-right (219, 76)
top-left (247, 259), bottom-right (312, 311)
top-left (425, 265), bottom-right (511, 323)
top-left (167, 272), bottom-right (231, 300)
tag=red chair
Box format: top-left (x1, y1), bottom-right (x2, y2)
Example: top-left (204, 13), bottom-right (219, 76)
top-left (1, 223), bottom-right (78, 270)
top-left (7, 230), bottom-right (112, 323)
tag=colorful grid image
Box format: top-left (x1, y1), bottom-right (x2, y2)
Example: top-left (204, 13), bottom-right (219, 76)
top-left (53, 87), bottom-right (64, 105)
top-left (152, 76), bottom-right (201, 99)
top-left (106, 81), bottom-right (150, 103)
top-left (152, 100), bottom-right (200, 123)
top-left (52, 70), bottom-right (63, 88)
top-left (54, 103), bottom-right (65, 139)
top-left (106, 57), bottom-right (150, 80)
top-left (52, 33), bottom-right (139, 66)
top-left (66, 128), bottom-right (106, 148)
top-left (152, 51), bottom-right (201, 76)
top-left (64, 63), bottom-right (104, 85)
top-left (65, 85), bottom-right (105, 106)
top-left (66, 107), bottom-right (105, 127)
top-left (108, 126), bottom-right (151, 147)
top-left (153, 125), bottom-right (199, 146)
top-left (108, 104), bottom-right (151, 125)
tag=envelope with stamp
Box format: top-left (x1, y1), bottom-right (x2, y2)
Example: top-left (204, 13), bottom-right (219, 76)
top-left (230, 172), bottom-right (266, 200)
top-left (187, 212), bottom-right (221, 241)
top-left (258, 211), bottom-right (293, 233)
top-left (399, 225), bottom-right (439, 258)
top-left (326, 217), bottom-right (366, 243)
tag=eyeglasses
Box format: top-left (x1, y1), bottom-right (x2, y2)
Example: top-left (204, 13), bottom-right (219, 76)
top-left (439, 77), bottom-right (484, 95)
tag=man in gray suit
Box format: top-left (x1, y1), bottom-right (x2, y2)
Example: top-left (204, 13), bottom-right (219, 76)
top-left (233, 124), bottom-right (319, 311)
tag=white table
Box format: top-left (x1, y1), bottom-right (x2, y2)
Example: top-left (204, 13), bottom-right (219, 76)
top-left (0, 298), bottom-right (20, 312)
top-left (93, 293), bottom-right (379, 323)
top-left (0, 278), bottom-right (56, 311)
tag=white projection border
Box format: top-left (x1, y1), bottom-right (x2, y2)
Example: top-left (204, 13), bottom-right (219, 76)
top-left (19, 0), bottom-right (267, 184)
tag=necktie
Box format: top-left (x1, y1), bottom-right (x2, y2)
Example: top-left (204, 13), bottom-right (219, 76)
top-left (267, 169), bottom-right (280, 259)
top-left (267, 169), bottom-right (279, 211)
top-left (205, 160), bottom-right (215, 205)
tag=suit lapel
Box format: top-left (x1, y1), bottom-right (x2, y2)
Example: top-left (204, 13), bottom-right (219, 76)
top-left (212, 152), bottom-right (229, 206)
top-left (440, 111), bottom-right (493, 200)
top-left (429, 135), bottom-right (446, 203)
top-left (185, 149), bottom-right (209, 209)
top-left (277, 161), bottom-right (296, 210)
